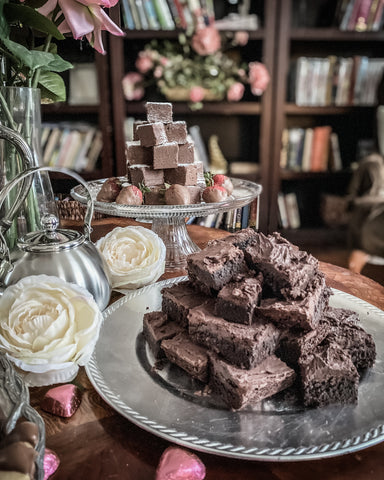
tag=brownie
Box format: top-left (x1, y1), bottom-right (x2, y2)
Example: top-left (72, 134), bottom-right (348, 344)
top-left (145, 101), bottom-right (173, 123)
top-left (165, 121), bottom-right (188, 144)
top-left (254, 273), bottom-right (330, 331)
top-left (187, 241), bottom-right (246, 295)
top-left (143, 185), bottom-right (166, 205)
top-left (133, 120), bottom-right (148, 141)
top-left (125, 141), bottom-right (152, 165)
top-left (161, 332), bottom-right (209, 383)
top-left (299, 342), bottom-right (359, 407)
top-left (136, 122), bottom-right (168, 147)
top-left (244, 232), bottom-right (319, 300)
top-left (164, 164), bottom-right (198, 186)
top-left (209, 353), bottom-right (296, 410)
top-left (210, 227), bottom-right (259, 250)
top-left (143, 311), bottom-right (184, 359)
top-left (188, 300), bottom-right (281, 369)
top-left (161, 281), bottom-right (209, 327)
top-left (128, 165), bottom-right (164, 186)
top-left (153, 142), bottom-right (179, 169)
top-left (177, 141), bottom-right (194, 163)
top-left (215, 274), bottom-right (263, 325)
top-left (322, 306), bottom-right (376, 371)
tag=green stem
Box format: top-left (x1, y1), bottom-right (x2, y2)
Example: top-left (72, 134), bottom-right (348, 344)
top-left (0, 90), bottom-right (17, 129)
top-left (32, 34), bottom-right (52, 89)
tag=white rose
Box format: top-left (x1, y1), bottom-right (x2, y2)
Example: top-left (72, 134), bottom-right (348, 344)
top-left (0, 275), bottom-right (102, 386)
top-left (96, 226), bottom-right (166, 290)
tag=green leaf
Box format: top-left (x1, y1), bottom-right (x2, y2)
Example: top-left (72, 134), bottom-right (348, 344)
top-left (0, 0), bottom-right (10, 38)
top-left (38, 71), bottom-right (67, 103)
top-left (4, 3), bottom-right (64, 40)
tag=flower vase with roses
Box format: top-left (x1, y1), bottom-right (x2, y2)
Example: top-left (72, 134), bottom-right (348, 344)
top-left (122, 22), bottom-right (270, 110)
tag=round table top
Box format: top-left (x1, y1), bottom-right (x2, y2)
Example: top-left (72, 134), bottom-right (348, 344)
top-left (30, 218), bottom-right (384, 479)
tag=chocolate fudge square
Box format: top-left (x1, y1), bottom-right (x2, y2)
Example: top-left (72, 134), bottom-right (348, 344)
top-left (322, 306), bottom-right (376, 371)
top-left (215, 274), bottom-right (263, 325)
top-left (136, 122), bottom-right (168, 147)
top-left (209, 353), bottom-right (296, 410)
top-left (164, 164), bottom-right (198, 186)
top-left (299, 342), bottom-right (359, 407)
top-left (125, 141), bottom-right (152, 166)
top-left (187, 241), bottom-right (246, 295)
top-left (144, 185), bottom-right (166, 205)
top-left (143, 311), bottom-right (184, 359)
top-left (153, 142), bottom-right (179, 169)
top-left (161, 332), bottom-right (209, 383)
top-left (145, 101), bottom-right (173, 123)
top-left (133, 120), bottom-right (148, 140)
top-left (165, 121), bottom-right (188, 144)
top-left (188, 300), bottom-right (281, 369)
top-left (186, 185), bottom-right (202, 204)
top-left (244, 232), bottom-right (318, 300)
top-left (161, 281), bottom-right (209, 327)
top-left (177, 141), bottom-right (195, 164)
top-left (128, 165), bottom-right (164, 186)
top-left (254, 273), bottom-right (330, 331)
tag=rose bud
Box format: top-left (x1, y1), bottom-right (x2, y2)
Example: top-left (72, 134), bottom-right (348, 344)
top-left (96, 177), bottom-right (122, 202)
top-left (213, 174), bottom-right (234, 195)
top-left (115, 185), bottom-right (143, 205)
top-left (164, 184), bottom-right (191, 205)
top-left (202, 185), bottom-right (228, 203)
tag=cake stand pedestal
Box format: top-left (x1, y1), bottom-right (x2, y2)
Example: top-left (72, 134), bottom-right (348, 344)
top-left (71, 177), bottom-right (262, 271)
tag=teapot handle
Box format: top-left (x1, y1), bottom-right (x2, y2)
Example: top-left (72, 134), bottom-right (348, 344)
top-left (0, 124), bottom-right (34, 232)
top-left (0, 166), bottom-right (94, 241)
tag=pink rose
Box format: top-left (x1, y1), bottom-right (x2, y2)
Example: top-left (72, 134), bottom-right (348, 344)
top-left (191, 25), bottom-right (221, 56)
top-left (234, 31), bottom-right (249, 47)
top-left (248, 62), bottom-right (270, 96)
top-left (135, 52), bottom-right (153, 73)
top-left (227, 82), bottom-right (245, 102)
top-left (189, 86), bottom-right (205, 103)
top-left (122, 72), bottom-right (144, 101)
top-left (154, 66), bottom-right (163, 79)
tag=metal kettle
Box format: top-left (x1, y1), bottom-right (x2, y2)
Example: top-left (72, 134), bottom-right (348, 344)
top-left (0, 162), bottom-right (112, 311)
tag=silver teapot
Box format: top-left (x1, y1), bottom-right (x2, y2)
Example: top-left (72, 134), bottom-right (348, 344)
top-left (0, 158), bottom-right (112, 311)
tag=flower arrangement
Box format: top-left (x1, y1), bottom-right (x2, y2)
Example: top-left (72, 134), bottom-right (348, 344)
top-left (122, 24), bottom-right (270, 110)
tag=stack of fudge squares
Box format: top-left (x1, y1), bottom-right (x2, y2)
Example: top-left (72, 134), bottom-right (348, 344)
top-left (126, 102), bottom-right (204, 205)
top-left (143, 229), bottom-right (376, 410)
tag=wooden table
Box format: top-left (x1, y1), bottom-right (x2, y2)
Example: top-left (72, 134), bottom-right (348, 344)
top-left (30, 218), bottom-right (384, 480)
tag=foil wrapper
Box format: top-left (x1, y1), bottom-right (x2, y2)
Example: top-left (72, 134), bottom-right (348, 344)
top-left (41, 384), bottom-right (82, 418)
top-left (44, 449), bottom-right (60, 480)
top-left (156, 447), bottom-right (206, 480)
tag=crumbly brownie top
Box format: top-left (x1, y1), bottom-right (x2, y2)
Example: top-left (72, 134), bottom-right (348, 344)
top-left (217, 274), bottom-right (263, 306)
top-left (187, 242), bottom-right (243, 275)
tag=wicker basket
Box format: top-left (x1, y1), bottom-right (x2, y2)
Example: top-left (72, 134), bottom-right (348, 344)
top-left (56, 198), bottom-right (106, 222)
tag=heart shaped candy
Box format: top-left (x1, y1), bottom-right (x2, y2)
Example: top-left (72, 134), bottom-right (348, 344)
top-left (156, 447), bottom-right (206, 480)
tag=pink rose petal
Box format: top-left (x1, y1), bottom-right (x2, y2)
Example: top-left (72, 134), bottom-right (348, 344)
top-left (44, 448), bottom-right (60, 480)
top-left (156, 447), bottom-right (206, 480)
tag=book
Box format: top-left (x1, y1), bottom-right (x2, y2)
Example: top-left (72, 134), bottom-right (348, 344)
top-left (166, 0), bottom-right (183, 28)
top-left (354, 0), bottom-right (375, 31)
top-left (248, 198), bottom-right (260, 230)
top-left (126, 0), bottom-right (141, 28)
top-left (301, 128), bottom-right (314, 172)
top-left (72, 127), bottom-right (97, 170)
top-left (68, 63), bottom-right (99, 106)
top-left (329, 132), bottom-right (343, 171)
top-left (287, 128), bottom-right (305, 171)
top-left (143, 0), bottom-right (160, 29)
top-left (235, 208), bottom-right (242, 231)
top-left (43, 127), bottom-right (61, 165)
top-left (310, 126), bottom-right (332, 172)
top-left (277, 192), bottom-right (289, 229)
top-left (152, 0), bottom-right (175, 30)
top-left (134, 0), bottom-right (149, 29)
top-left (285, 192), bottom-right (301, 229)
top-left (120, 0), bottom-right (135, 29)
top-left (172, 0), bottom-right (188, 29)
top-left (241, 204), bottom-right (250, 230)
top-left (372, 0), bottom-right (384, 30)
top-left (84, 130), bottom-right (103, 171)
top-left (189, 125), bottom-right (209, 171)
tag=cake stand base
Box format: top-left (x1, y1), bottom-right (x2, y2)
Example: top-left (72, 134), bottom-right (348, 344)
top-left (151, 217), bottom-right (200, 271)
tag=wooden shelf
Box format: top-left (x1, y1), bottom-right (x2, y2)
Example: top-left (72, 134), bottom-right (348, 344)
top-left (284, 104), bottom-right (376, 115)
top-left (290, 28), bottom-right (384, 42)
top-left (123, 29), bottom-right (265, 40)
top-left (42, 104), bottom-right (99, 115)
top-left (280, 169), bottom-right (352, 181)
top-left (126, 101), bottom-right (262, 116)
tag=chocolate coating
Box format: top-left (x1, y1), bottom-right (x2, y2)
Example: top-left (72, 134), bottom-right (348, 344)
top-left (164, 184), bottom-right (191, 205)
top-left (96, 177), bottom-right (121, 202)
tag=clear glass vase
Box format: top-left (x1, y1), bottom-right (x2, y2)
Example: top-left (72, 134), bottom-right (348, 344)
top-left (0, 86), bottom-right (57, 250)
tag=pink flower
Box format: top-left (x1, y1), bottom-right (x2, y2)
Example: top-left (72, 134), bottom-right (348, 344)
top-left (122, 72), bottom-right (144, 101)
top-left (191, 25), bottom-right (221, 56)
top-left (227, 82), bottom-right (245, 102)
top-left (189, 86), bottom-right (205, 103)
top-left (135, 52), bottom-right (153, 73)
top-left (39, 0), bottom-right (124, 55)
top-left (234, 31), bottom-right (249, 47)
top-left (248, 62), bottom-right (270, 96)
top-left (153, 66), bottom-right (163, 79)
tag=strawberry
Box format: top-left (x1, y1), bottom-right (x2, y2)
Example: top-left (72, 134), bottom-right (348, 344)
top-left (202, 185), bottom-right (228, 203)
top-left (96, 177), bottom-right (122, 202)
top-left (115, 185), bottom-right (143, 205)
top-left (164, 184), bottom-right (191, 205)
top-left (213, 174), bottom-right (234, 195)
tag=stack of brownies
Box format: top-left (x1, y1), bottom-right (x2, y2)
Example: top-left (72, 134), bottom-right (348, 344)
top-left (126, 101), bottom-right (204, 205)
top-left (143, 229), bottom-right (376, 410)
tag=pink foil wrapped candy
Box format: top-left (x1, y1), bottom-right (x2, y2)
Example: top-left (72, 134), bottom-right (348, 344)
top-left (41, 384), bottom-right (82, 418)
top-left (156, 447), bottom-right (206, 480)
top-left (44, 448), bottom-right (60, 480)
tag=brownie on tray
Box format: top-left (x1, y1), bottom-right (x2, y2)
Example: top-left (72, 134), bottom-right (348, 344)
top-left (188, 300), bottom-right (281, 369)
top-left (187, 241), bottom-right (246, 295)
top-left (299, 342), bottom-right (359, 407)
top-left (244, 232), bottom-right (319, 300)
top-left (209, 352), bottom-right (296, 410)
top-left (161, 281), bottom-right (209, 327)
top-left (161, 332), bottom-right (209, 383)
top-left (322, 306), bottom-right (376, 371)
top-left (215, 274), bottom-right (263, 325)
top-left (143, 311), bottom-right (184, 359)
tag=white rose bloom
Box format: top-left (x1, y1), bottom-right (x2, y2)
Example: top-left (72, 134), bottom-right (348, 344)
top-left (96, 226), bottom-right (166, 290)
top-left (0, 275), bottom-right (102, 386)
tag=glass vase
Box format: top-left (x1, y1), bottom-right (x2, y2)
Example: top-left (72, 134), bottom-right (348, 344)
top-left (0, 86), bottom-right (57, 250)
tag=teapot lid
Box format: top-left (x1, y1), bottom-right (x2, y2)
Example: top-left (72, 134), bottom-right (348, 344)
top-left (17, 214), bottom-right (85, 252)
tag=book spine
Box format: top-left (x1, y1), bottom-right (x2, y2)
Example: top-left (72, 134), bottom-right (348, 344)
top-left (135, 0), bottom-right (150, 29)
top-left (143, 0), bottom-right (161, 29)
top-left (310, 126), bottom-right (332, 172)
top-left (166, 0), bottom-right (182, 28)
top-left (121, 0), bottom-right (136, 29)
top-left (248, 198), bottom-right (260, 230)
top-left (152, 0), bottom-right (176, 29)
top-left (172, 0), bottom-right (188, 29)
top-left (127, 0), bottom-right (142, 29)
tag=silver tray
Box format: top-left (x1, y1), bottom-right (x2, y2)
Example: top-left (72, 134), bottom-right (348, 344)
top-left (85, 277), bottom-right (384, 461)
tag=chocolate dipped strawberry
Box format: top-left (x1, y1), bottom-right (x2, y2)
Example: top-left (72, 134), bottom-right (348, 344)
top-left (213, 174), bottom-right (234, 195)
top-left (202, 185), bottom-right (228, 203)
top-left (164, 184), bottom-right (191, 205)
top-left (96, 177), bottom-right (122, 202)
top-left (115, 185), bottom-right (143, 205)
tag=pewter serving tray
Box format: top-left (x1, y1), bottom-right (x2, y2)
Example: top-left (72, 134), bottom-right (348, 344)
top-left (85, 277), bottom-right (384, 461)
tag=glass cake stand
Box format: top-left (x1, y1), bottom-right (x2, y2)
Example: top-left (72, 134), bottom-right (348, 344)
top-left (71, 177), bottom-right (262, 271)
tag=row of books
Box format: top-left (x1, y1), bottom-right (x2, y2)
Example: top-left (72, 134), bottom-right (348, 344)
top-left (120, 0), bottom-right (215, 31)
top-left (277, 192), bottom-right (301, 230)
top-left (290, 55), bottom-right (384, 106)
top-left (280, 126), bottom-right (342, 173)
top-left (188, 199), bottom-right (260, 232)
top-left (335, 0), bottom-right (384, 32)
top-left (41, 122), bottom-right (103, 172)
